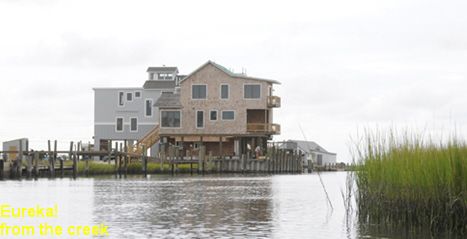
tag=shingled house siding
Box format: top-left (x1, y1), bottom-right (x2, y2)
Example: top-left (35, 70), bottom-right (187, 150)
top-left (159, 64), bottom-right (271, 135)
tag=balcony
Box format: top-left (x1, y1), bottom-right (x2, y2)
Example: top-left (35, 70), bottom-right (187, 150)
top-left (247, 123), bottom-right (281, 135)
top-left (267, 96), bottom-right (281, 108)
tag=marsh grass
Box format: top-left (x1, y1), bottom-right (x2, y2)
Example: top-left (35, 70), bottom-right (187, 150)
top-left (353, 130), bottom-right (466, 236)
top-left (76, 161), bottom-right (198, 175)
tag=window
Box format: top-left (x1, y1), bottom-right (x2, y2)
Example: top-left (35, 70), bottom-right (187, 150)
top-left (145, 99), bottom-right (153, 117)
top-left (135, 91), bottom-right (141, 98)
top-left (127, 92), bottom-right (133, 101)
top-left (161, 111), bottom-right (181, 128)
top-left (192, 85), bottom-right (207, 99)
top-left (149, 73), bottom-right (155, 80)
top-left (118, 92), bottom-right (124, 106)
top-left (196, 111), bottom-right (204, 128)
top-left (220, 84), bottom-right (229, 99)
top-left (222, 111), bottom-right (235, 120)
top-left (130, 117), bottom-right (138, 132)
top-left (244, 84), bottom-right (261, 99)
top-left (210, 110), bottom-right (217, 121)
top-left (116, 117), bottom-right (123, 132)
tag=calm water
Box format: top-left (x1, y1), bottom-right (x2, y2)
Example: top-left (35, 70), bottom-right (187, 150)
top-left (0, 172), bottom-right (414, 238)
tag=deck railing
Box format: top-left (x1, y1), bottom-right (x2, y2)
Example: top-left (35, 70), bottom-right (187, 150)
top-left (267, 96), bottom-right (281, 108)
top-left (247, 123), bottom-right (281, 134)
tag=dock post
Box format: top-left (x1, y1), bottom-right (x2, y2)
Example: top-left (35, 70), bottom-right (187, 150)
top-left (26, 153), bottom-right (32, 178)
top-left (118, 143), bottom-right (123, 176)
top-left (108, 140), bottom-right (112, 164)
top-left (70, 142), bottom-right (77, 178)
top-left (33, 152), bottom-right (39, 178)
top-left (48, 140), bottom-right (53, 177)
top-left (17, 141), bottom-right (23, 179)
top-left (53, 140), bottom-right (57, 176)
top-left (240, 154), bottom-right (245, 173)
top-left (142, 145), bottom-right (147, 176)
top-left (59, 156), bottom-right (64, 177)
top-left (160, 143), bottom-right (165, 173)
top-left (0, 154), bottom-right (4, 180)
top-left (114, 142), bottom-right (118, 173)
top-left (124, 140), bottom-right (128, 176)
top-left (0, 155), bottom-right (3, 180)
top-left (198, 145), bottom-right (205, 175)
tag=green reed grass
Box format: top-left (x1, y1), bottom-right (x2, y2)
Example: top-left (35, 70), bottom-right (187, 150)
top-left (353, 130), bottom-right (466, 235)
top-left (76, 161), bottom-right (198, 175)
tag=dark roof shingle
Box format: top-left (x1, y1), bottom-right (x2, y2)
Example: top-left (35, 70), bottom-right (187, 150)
top-left (143, 80), bottom-right (176, 89)
top-left (154, 92), bottom-right (182, 108)
top-left (146, 67), bottom-right (178, 72)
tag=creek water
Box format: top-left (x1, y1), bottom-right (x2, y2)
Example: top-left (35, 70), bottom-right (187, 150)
top-left (0, 172), bottom-right (427, 238)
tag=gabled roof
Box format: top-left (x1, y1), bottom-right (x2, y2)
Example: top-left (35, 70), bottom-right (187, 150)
top-left (154, 92), bottom-right (182, 109)
top-left (146, 66), bottom-right (178, 73)
top-left (143, 80), bottom-right (176, 89)
top-left (282, 140), bottom-right (336, 155)
top-left (180, 61), bottom-right (281, 84)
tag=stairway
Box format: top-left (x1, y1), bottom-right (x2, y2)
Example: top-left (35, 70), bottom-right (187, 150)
top-left (132, 124), bottom-right (161, 154)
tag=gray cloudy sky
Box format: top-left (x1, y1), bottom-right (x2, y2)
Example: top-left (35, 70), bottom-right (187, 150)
top-left (1, 0), bottom-right (466, 161)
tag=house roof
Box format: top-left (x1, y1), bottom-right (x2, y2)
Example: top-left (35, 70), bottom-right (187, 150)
top-left (154, 92), bottom-right (182, 108)
top-left (143, 80), bottom-right (177, 89)
top-left (146, 66), bottom-right (178, 73)
top-left (282, 140), bottom-right (336, 155)
top-left (180, 61), bottom-right (281, 84)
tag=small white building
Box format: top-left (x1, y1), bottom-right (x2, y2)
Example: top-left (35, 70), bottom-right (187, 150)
top-left (278, 140), bottom-right (336, 166)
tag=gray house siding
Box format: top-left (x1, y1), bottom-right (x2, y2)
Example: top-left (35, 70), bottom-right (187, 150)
top-left (93, 87), bottom-right (171, 152)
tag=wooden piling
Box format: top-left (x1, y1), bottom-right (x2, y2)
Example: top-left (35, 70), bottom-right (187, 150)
top-left (33, 151), bottom-right (39, 177)
top-left (70, 142), bottom-right (77, 178)
top-left (124, 140), bottom-right (128, 175)
top-left (53, 140), bottom-right (57, 177)
top-left (142, 145), bottom-right (147, 176)
top-left (160, 143), bottom-right (165, 173)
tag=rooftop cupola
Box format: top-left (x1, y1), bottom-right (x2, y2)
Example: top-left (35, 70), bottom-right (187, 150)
top-left (146, 66), bottom-right (179, 81)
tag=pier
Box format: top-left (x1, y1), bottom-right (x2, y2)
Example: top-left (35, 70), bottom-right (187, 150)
top-left (0, 140), bottom-right (304, 180)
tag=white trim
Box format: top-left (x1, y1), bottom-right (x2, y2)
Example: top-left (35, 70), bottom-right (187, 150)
top-left (130, 117), bottom-right (138, 132)
top-left (196, 110), bottom-right (205, 129)
top-left (191, 84), bottom-right (208, 100)
top-left (115, 117), bottom-right (124, 132)
top-left (243, 83), bottom-right (262, 100)
top-left (220, 83), bottom-right (230, 100)
top-left (135, 90), bottom-right (142, 99)
top-left (126, 92), bottom-right (133, 102)
top-left (144, 98), bottom-right (154, 118)
top-left (209, 110), bottom-right (218, 121)
top-left (160, 110), bottom-right (182, 129)
top-left (221, 110), bottom-right (235, 121)
top-left (118, 91), bottom-right (125, 107)
top-left (95, 122), bottom-right (155, 126)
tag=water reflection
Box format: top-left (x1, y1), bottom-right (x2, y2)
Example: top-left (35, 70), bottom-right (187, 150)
top-left (92, 176), bottom-right (274, 238)
top-left (2, 173), bottom-right (428, 238)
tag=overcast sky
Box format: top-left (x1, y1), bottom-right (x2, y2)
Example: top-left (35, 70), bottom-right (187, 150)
top-left (1, 0), bottom-right (466, 162)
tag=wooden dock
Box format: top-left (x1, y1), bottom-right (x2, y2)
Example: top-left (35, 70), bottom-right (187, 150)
top-left (0, 140), bottom-right (304, 180)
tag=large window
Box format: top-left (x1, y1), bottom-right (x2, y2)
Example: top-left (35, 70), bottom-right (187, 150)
top-left (192, 85), bottom-right (207, 99)
top-left (244, 84), bottom-right (261, 99)
top-left (161, 111), bottom-right (181, 128)
top-left (118, 92), bottom-right (124, 106)
top-left (130, 117), bottom-right (138, 132)
top-left (116, 117), bottom-right (123, 132)
top-left (210, 110), bottom-right (217, 121)
top-left (220, 84), bottom-right (229, 99)
top-left (127, 92), bottom-right (133, 101)
top-left (135, 91), bottom-right (141, 98)
top-left (222, 111), bottom-right (235, 120)
top-left (196, 111), bottom-right (204, 128)
top-left (145, 99), bottom-right (153, 117)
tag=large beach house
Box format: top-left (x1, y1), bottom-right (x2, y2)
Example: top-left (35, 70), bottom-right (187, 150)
top-left (93, 61), bottom-right (281, 157)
